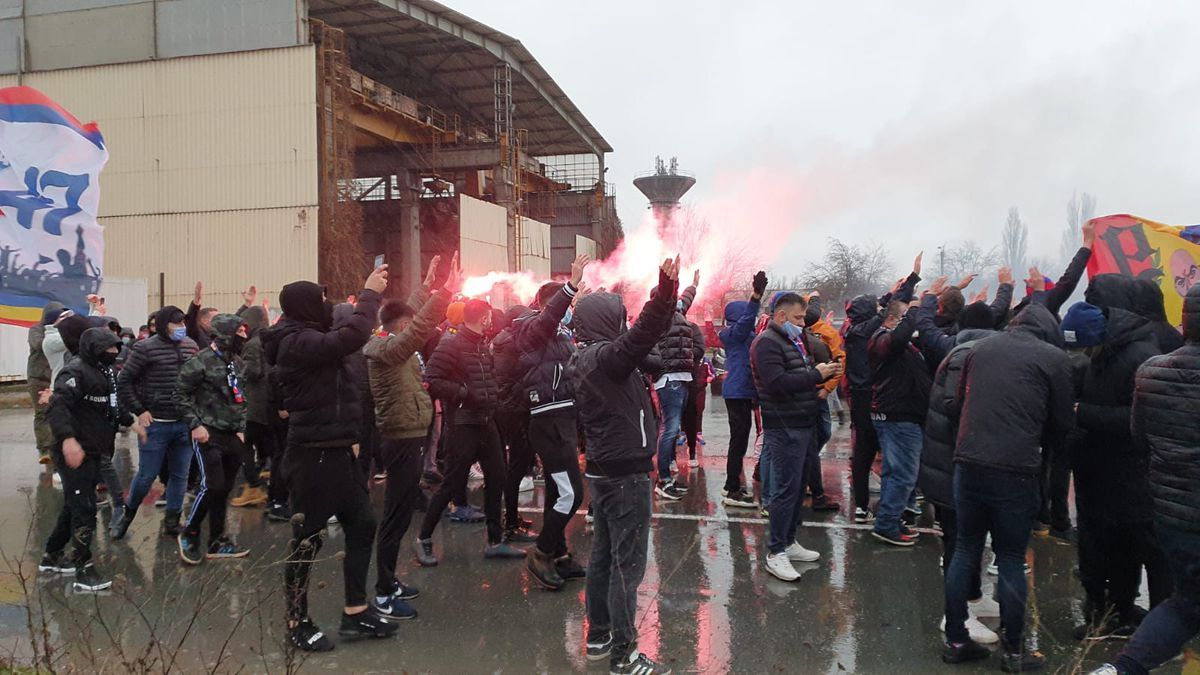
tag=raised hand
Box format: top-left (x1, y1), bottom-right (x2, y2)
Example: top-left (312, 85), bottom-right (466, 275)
top-left (242, 285), bottom-right (257, 307)
top-left (570, 253), bottom-right (591, 287)
top-left (927, 275), bottom-right (949, 296)
top-left (365, 264), bottom-right (389, 294)
top-left (1028, 267), bottom-right (1045, 292)
top-left (913, 251), bottom-right (924, 276)
top-left (752, 271), bottom-right (768, 298)
top-left (424, 255), bottom-right (442, 288)
top-left (660, 256), bottom-right (680, 284)
top-left (193, 281), bottom-right (203, 306)
top-left (1082, 218), bottom-right (1096, 248)
top-left (692, 269), bottom-right (701, 288)
top-left (443, 252), bottom-right (464, 295)
top-left (954, 272), bottom-right (978, 290)
top-left (998, 266), bottom-right (1014, 286)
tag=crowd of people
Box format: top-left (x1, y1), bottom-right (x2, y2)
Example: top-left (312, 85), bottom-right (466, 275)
top-left (21, 218), bottom-right (1200, 674)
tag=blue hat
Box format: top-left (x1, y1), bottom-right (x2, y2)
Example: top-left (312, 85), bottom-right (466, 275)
top-left (1061, 302), bottom-right (1106, 348)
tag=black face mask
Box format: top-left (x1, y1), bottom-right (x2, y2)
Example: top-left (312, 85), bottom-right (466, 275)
top-left (97, 351), bottom-right (118, 366)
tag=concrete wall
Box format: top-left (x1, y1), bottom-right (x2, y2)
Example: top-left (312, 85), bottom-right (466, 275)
top-left (0, 0), bottom-right (303, 74)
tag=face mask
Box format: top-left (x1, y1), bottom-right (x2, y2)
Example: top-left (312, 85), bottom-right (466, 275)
top-left (676, 300), bottom-right (684, 311)
top-left (97, 351), bottom-right (118, 366)
top-left (562, 307), bottom-right (573, 327)
top-left (170, 326), bottom-right (187, 342)
top-left (783, 321), bottom-right (804, 340)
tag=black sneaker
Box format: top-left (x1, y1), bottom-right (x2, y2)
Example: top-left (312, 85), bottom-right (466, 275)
top-left (586, 633), bottom-right (613, 661)
top-left (871, 530), bottom-right (917, 547)
top-left (610, 649), bottom-right (673, 674)
top-left (811, 496), bottom-right (840, 512)
top-left (654, 481), bottom-right (685, 501)
top-left (108, 505), bottom-right (126, 539)
top-left (413, 538), bottom-right (438, 567)
top-left (72, 563), bottom-right (112, 592)
top-left (506, 517), bottom-right (535, 531)
top-left (178, 532), bottom-right (204, 565)
top-left (267, 502), bottom-right (291, 522)
top-left (555, 553), bottom-right (587, 580)
top-left (371, 594), bottom-right (418, 621)
top-left (527, 548), bottom-right (565, 590)
top-left (854, 507), bottom-right (875, 524)
top-left (289, 618), bottom-right (335, 652)
top-left (207, 537), bottom-right (250, 560)
top-left (111, 509), bottom-right (135, 540)
top-left (722, 490), bottom-right (758, 509)
top-left (900, 524), bottom-right (922, 539)
top-left (339, 608), bottom-right (399, 641)
top-left (385, 579), bottom-right (420, 600)
top-left (484, 542), bottom-right (527, 559)
top-left (942, 640), bottom-right (991, 664)
top-left (38, 550), bottom-right (75, 575)
top-left (503, 527), bottom-right (539, 544)
top-left (1001, 649), bottom-right (1045, 673)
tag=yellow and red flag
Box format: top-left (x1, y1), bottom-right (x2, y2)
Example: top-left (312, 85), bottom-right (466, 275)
top-left (1087, 214), bottom-right (1200, 331)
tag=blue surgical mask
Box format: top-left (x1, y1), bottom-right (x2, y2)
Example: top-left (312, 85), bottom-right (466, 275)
top-left (783, 321), bottom-right (804, 340)
top-left (170, 326), bottom-right (187, 342)
top-left (561, 307), bottom-right (573, 327)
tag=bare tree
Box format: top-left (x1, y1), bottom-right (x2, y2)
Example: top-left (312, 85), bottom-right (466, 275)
top-left (1061, 191), bottom-right (1097, 263)
top-left (1002, 207), bottom-right (1029, 274)
top-left (940, 241), bottom-right (1001, 283)
top-left (800, 237), bottom-right (894, 304)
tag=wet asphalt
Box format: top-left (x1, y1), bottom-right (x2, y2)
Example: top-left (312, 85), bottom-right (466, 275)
top-left (0, 404), bottom-right (1193, 674)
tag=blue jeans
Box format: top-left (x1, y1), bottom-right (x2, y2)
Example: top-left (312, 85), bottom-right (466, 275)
top-left (872, 420), bottom-right (923, 537)
top-left (127, 421), bottom-right (192, 513)
top-left (764, 427), bottom-right (812, 555)
top-left (1117, 523), bottom-right (1200, 675)
top-left (655, 380), bottom-right (688, 482)
top-left (944, 464), bottom-right (1039, 646)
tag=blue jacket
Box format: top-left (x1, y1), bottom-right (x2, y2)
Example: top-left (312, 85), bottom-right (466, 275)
top-left (718, 299), bottom-right (760, 400)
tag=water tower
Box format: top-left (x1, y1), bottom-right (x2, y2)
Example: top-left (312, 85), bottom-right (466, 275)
top-left (633, 156), bottom-right (695, 236)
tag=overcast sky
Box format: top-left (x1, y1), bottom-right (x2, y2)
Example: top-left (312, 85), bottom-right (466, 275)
top-left (451, 1), bottom-right (1200, 279)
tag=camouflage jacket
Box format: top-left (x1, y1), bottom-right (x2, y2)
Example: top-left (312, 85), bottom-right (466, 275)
top-left (174, 347), bottom-right (247, 433)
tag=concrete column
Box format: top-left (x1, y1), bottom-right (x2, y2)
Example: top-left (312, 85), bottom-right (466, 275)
top-left (397, 169), bottom-right (422, 297)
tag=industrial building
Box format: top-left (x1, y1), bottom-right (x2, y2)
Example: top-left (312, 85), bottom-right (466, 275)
top-left (0, 0), bottom-right (621, 312)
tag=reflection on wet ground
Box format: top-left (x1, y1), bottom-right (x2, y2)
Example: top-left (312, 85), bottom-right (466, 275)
top-left (0, 406), bottom-right (1193, 673)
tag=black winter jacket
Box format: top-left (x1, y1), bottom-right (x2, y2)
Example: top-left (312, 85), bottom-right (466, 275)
top-left (569, 279), bottom-right (677, 477)
top-left (651, 285), bottom-right (699, 378)
top-left (751, 322), bottom-right (824, 430)
top-left (916, 285), bottom-right (1014, 371)
top-left (492, 305), bottom-right (531, 413)
top-left (117, 306), bottom-right (199, 421)
top-left (1133, 287), bottom-right (1200, 532)
top-left (49, 329), bottom-right (133, 456)
top-left (868, 307), bottom-right (932, 424)
top-left (516, 283), bottom-right (579, 415)
top-left (843, 272), bottom-right (919, 393)
top-left (1075, 304), bottom-right (1162, 524)
top-left (426, 327), bottom-right (499, 425)
top-left (239, 306), bottom-right (272, 425)
top-left (918, 328), bottom-right (994, 506)
top-left (261, 284), bottom-right (380, 448)
top-left (953, 305), bottom-right (1073, 476)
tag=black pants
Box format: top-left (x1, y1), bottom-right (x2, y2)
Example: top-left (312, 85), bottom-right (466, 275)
top-left (375, 437), bottom-right (423, 596)
top-left (185, 431), bottom-right (243, 544)
top-left (496, 410), bottom-right (533, 529)
top-left (420, 421), bottom-right (505, 544)
top-left (1039, 446), bottom-right (1072, 530)
top-left (284, 446), bottom-right (376, 622)
top-left (935, 503), bottom-right (982, 602)
top-left (586, 473), bottom-right (652, 667)
top-left (530, 413), bottom-right (582, 557)
top-left (46, 450), bottom-right (101, 567)
top-left (1078, 515), bottom-right (1173, 616)
top-left (242, 421), bottom-right (273, 488)
top-left (268, 418), bottom-right (289, 504)
top-left (724, 399), bottom-right (754, 494)
top-left (849, 390), bottom-right (880, 511)
top-left (681, 383), bottom-right (707, 455)
top-left (360, 402), bottom-right (380, 478)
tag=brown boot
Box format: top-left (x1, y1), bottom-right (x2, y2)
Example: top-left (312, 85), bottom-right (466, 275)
top-left (230, 484), bottom-right (268, 508)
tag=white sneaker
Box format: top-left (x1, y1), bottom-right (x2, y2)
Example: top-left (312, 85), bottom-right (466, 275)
top-left (765, 552), bottom-right (800, 581)
top-left (519, 476), bottom-right (534, 493)
top-left (986, 558), bottom-right (1031, 576)
top-left (52, 472), bottom-right (62, 488)
top-left (868, 472), bottom-right (881, 494)
top-left (688, 458), bottom-right (699, 468)
top-left (785, 541), bottom-right (820, 563)
top-left (1087, 666), bottom-right (1120, 675)
top-left (970, 595), bottom-right (1001, 618)
top-left (469, 463), bottom-right (484, 481)
top-left (941, 616), bottom-right (1000, 645)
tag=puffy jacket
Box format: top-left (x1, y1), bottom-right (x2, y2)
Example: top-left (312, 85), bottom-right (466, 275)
top-left (117, 307), bottom-right (199, 421)
top-left (515, 282), bottom-right (580, 415)
top-left (365, 287), bottom-right (451, 439)
top-left (174, 349), bottom-right (247, 434)
top-left (261, 283), bottom-right (380, 448)
top-left (1074, 302), bottom-right (1162, 524)
top-left (868, 307), bottom-right (932, 424)
top-left (492, 305), bottom-right (531, 413)
top-left (240, 306), bottom-right (272, 425)
top-left (48, 328), bottom-right (133, 456)
top-left (1133, 285), bottom-right (1200, 533)
top-left (953, 305), bottom-right (1073, 476)
top-left (651, 285), bottom-right (699, 378)
top-left (569, 280), bottom-right (677, 477)
top-left (27, 302), bottom-right (64, 385)
top-left (718, 298), bottom-right (761, 400)
top-left (918, 328), bottom-right (994, 506)
top-left (843, 272), bottom-right (919, 393)
top-left (426, 326), bottom-right (499, 425)
top-left (751, 322), bottom-right (824, 430)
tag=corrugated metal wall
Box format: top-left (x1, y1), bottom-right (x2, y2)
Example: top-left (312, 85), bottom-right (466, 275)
top-left (520, 216), bottom-right (551, 279)
top-left (459, 195), bottom-right (508, 277)
top-left (0, 46), bottom-right (321, 312)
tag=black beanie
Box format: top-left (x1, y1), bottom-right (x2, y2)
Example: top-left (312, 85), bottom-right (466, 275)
top-left (958, 302), bottom-right (994, 330)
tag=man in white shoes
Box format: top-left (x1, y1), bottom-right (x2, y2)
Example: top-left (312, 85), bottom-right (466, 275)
top-left (749, 293), bottom-right (842, 581)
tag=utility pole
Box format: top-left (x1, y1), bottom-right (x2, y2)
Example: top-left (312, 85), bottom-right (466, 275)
top-left (938, 244), bottom-right (945, 276)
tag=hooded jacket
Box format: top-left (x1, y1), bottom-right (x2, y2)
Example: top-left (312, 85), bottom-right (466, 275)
top-left (868, 305), bottom-right (932, 424)
top-left (843, 271), bottom-right (920, 393)
top-left (492, 304), bottom-right (532, 413)
top-left (1133, 285), bottom-right (1200, 533)
top-left (751, 321), bottom-right (825, 430)
top-left (569, 279), bottom-right (677, 477)
top-left (332, 302), bottom-right (374, 429)
top-left (718, 298), bottom-right (761, 400)
top-left (918, 328), bottom-right (995, 506)
top-left (27, 302), bottom-right (65, 385)
top-left (117, 306), bottom-right (199, 421)
top-left (261, 282), bottom-right (381, 448)
top-left (953, 305), bottom-right (1073, 475)
top-left (365, 287), bottom-right (451, 439)
top-left (425, 324), bottom-right (499, 425)
top-left (174, 314), bottom-right (248, 434)
top-left (650, 285), bottom-right (700, 381)
top-left (1074, 291), bottom-right (1162, 524)
top-left (47, 328), bottom-right (132, 456)
top-left (515, 282), bottom-right (580, 415)
top-left (239, 305), bottom-right (272, 425)
top-left (1085, 273), bottom-right (1183, 352)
